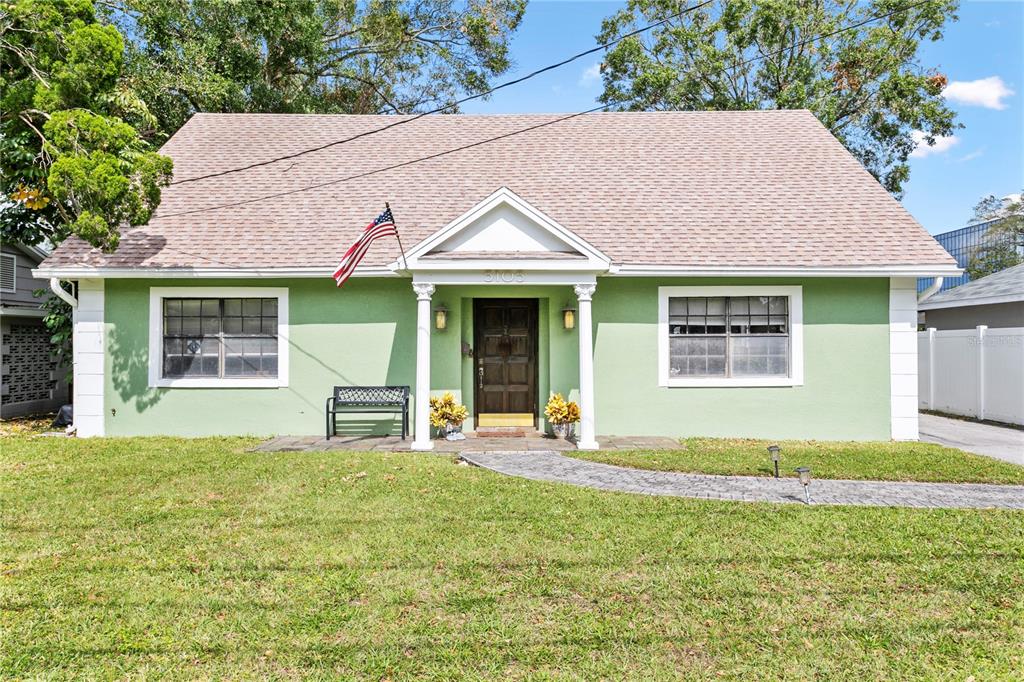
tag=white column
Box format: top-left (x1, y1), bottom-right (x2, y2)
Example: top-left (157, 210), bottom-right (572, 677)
top-left (411, 282), bottom-right (435, 451)
top-left (73, 279), bottom-right (105, 437)
top-left (574, 283), bottom-right (599, 450)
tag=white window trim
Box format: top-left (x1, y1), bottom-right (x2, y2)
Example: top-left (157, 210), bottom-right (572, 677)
top-left (657, 285), bottom-right (804, 388)
top-left (148, 286), bottom-right (289, 388)
top-left (0, 253), bottom-right (16, 293)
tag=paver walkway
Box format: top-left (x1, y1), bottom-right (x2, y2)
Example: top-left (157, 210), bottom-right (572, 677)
top-left (460, 450), bottom-right (1024, 509)
top-left (256, 434), bottom-right (682, 453)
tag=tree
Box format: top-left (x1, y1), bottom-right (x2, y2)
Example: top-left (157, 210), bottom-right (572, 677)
top-left (966, 192), bottom-right (1024, 280)
top-left (595, 0), bottom-right (959, 195)
top-left (104, 0), bottom-right (527, 135)
top-left (1, 0), bottom-right (173, 251)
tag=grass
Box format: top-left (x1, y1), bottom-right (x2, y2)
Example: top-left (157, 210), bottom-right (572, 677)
top-left (2, 436), bottom-right (1023, 679)
top-left (572, 438), bottom-right (1024, 484)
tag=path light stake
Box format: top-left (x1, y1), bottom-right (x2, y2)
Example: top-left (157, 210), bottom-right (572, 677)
top-left (767, 444), bottom-right (781, 478)
top-left (795, 467), bottom-right (811, 505)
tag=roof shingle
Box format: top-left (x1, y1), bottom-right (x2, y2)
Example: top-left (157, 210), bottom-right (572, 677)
top-left (41, 110), bottom-right (956, 271)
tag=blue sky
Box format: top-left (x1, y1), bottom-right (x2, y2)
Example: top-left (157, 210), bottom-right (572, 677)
top-left (461, 1), bottom-right (1024, 235)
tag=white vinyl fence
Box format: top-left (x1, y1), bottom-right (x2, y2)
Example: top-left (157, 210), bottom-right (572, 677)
top-left (919, 326), bottom-right (1024, 426)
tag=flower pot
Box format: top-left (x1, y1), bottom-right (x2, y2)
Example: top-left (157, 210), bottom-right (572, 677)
top-left (551, 422), bottom-right (575, 440)
top-left (444, 423), bottom-right (466, 441)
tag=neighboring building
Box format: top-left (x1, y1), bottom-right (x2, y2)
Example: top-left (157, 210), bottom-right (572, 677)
top-left (919, 263), bottom-right (1024, 330)
top-left (34, 111), bottom-right (959, 445)
top-left (917, 220), bottom-right (999, 294)
top-left (1, 242), bottom-right (69, 418)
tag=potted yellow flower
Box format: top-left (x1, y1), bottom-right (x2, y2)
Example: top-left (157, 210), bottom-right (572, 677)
top-left (544, 393), bottom-right (580, 440)
top-left (429, 392), bottom-right (469, 441)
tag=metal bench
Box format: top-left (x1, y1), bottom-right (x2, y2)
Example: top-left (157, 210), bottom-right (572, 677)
top-left (325, 385), bottom-right (410, 440)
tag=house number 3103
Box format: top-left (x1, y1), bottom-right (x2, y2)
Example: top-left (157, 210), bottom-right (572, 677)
top-left (483, 270), bottom-right (525, 283)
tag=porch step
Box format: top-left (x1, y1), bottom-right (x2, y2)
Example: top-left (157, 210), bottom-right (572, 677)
top-left (472, 427), bottom-right (541, 438)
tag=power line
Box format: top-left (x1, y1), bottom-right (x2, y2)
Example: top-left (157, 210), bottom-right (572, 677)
top-left (155, 0), bottom-right (934, 219)
top-left (168, 0), bottom-right (715, 186)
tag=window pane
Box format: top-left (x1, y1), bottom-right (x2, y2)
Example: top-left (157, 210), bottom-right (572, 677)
top-left (749, 297), bottom-right (769, 314)
top-left (707, 297), bottom-right (726, 315)
top-left (669, 337), bottom-right (726, 377)
top-left (242, 317), bottom-right (262, 334)
top-left (669, 298), bottom-right (687, 315)
top-left (731, 336), bottom-right (788, 377)
top-left (181, 316), bottom-right (201, 335)
top-left (164, 299), bottom-right (182, 316)
top-left (769, 296), bottom-right (787, 314)
top-left (224, 298), bottom-right (242, 316)
top-left (243, 299), bottom-right (262, 316)
top-left (687, 298), bottom-right (707, 315)
top-left (262, 298), bottom-right (277, 316)
top-left (182, 299), bottom-right (201, 315)
top-left (164, 316), bottom-right (181, 336)
top-left (201, 299), bottom-right (220, 316)
top-left (223, 316), bottom-right (242, 334)
top-left (730, 297), bottom-right (748, 315)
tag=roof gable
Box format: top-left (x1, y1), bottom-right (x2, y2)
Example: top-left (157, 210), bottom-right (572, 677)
top-left (400, 187), bottom-right (611, 270)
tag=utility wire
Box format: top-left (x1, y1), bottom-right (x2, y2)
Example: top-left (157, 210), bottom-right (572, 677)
top-left (156, 0), bottom-right (933, 219)
top-left (169, 0), bottom-right (715, 186)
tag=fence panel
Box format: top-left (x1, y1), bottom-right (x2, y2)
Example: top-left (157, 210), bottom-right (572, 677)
top-left (918, 326), bottom-right (1024, 426)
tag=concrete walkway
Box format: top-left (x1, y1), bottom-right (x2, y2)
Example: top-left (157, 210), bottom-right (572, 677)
top-left (920, 413), bottom-right (1024, 466)
top-left (460, 451), bottom-right (1024, 509)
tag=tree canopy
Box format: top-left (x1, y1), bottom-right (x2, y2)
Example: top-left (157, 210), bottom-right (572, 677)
top-left (1, 0), bottom-right (173, 251)
top-left (106, 0), bottom-right (527, 135)
top-left (596, 0), bottom-right (959, 196)
top-left (966, 192), bottom-right (1024, 280)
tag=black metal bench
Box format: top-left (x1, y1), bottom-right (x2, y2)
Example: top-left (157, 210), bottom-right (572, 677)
top-left (325, 386), bottom-right (410, 440)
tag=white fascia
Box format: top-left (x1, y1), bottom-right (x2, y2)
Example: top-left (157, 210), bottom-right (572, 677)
top-left (33, 266), bottom-right (396, 279)
top-left (618, 264), bottom-right (964, 278)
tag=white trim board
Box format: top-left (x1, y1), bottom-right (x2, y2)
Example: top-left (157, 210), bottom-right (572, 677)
top-left (657, 285), bottom-right (804, 388)
top-left (889, 277), bottom-right (919, 440)
top-left (34, 263), bottom-right (963, 280)
top-left (73, 279), bottom-right (105, 437)
top-left (147, 286), bottom-right (289, 388)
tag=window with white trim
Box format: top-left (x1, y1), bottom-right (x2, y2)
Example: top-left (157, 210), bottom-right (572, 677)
top-left (148, 287), bottom-right (288, 388)
top-left (162, 298), bottom-right (279, 378)
top-left (658, 286), bottom-right (803, 387)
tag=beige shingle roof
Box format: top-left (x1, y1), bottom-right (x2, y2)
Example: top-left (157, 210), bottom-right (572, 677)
top-left (41, 110), bottom-right (955, 271)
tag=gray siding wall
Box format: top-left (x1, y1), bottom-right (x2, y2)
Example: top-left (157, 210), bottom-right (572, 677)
top-left (1, 244), bottom-right (47, 309)
top-left (923, 302), bottom-right (1024, 330)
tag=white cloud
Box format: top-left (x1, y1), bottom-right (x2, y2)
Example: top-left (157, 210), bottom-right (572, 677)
top-left (910, 130), bottom-right (959, 158)
top-left (942, 76), bottom-right (1014, 110)
top-left (956, 148), bottom-right (985, 163)
top-left (579, 62), bottom-right (601, 88)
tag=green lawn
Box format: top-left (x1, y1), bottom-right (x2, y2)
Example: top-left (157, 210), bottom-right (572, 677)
top-left (2, 436), bottom-right (1023, 679)
top-left (572, 438), bottom-right (1024, 484)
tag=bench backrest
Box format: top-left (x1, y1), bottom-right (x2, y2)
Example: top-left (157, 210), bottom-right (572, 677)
top-left (333, 385), bottom-right (409, 405)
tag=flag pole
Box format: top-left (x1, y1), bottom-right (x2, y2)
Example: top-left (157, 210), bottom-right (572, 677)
top-left (387, 202), bottom-right (409, 271)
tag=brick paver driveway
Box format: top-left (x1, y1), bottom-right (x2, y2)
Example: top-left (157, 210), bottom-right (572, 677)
top-left (460, 451), bottom-right (1024, 509)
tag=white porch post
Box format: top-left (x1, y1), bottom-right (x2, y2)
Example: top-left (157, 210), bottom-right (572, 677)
top-left (411, 282), bottom-right (435, 451)
top-left (574, 283), bottom-right (599, 450)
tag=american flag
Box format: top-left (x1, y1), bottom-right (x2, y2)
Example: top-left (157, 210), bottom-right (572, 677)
top-left (333, 206), bottom-right (399, 286)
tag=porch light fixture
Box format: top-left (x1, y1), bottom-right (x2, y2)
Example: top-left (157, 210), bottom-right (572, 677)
top-left (767, 444), bottom-right (781, 478)
top-left (562, 304), bottom-right (576, 330)
top-left (795, 466), bottom-right (811, 504)
top-left (434, 304), bottom-right (448, 331)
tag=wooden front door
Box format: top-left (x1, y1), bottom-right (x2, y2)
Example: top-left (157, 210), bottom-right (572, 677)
top-left (474, 299), bottom-right (538, 421)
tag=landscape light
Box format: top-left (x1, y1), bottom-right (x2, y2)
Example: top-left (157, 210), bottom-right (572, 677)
top-left (795, 466), bottom-right (812, 505)
top-left (767, 444), bottom-right (781, 478)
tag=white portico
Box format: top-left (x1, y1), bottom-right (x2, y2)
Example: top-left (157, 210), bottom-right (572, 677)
top-left (395, 187), bottom-right (611, 450)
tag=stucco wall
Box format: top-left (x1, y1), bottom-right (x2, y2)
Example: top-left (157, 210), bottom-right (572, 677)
top-left (591, 277), bottom-right (892, 440)
top-left (103, 276), bottom-right (891, 439)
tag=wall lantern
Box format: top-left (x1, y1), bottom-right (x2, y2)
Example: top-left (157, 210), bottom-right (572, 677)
top-left (434, 304), bottom-right (448, 331)
top-left (562, 304), bottom-right (577, 330)
top-left (767, 444), bottom-right (781, 478)
top-left (795, 466), bottom-right (812, 504)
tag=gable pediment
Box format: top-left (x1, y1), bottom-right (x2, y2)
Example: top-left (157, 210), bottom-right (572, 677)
top-left (400, 188), bottom-right (610, 270)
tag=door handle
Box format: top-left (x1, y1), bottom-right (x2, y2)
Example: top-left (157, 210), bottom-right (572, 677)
top-left (478, 366), bottom-right (484, 389)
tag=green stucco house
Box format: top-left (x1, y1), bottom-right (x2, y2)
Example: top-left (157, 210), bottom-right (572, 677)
top-left (34, 111), bottom-right (959, 448)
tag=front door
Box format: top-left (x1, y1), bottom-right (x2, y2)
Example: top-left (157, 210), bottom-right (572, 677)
top-left (474, 299), bottom-right (538, 425)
